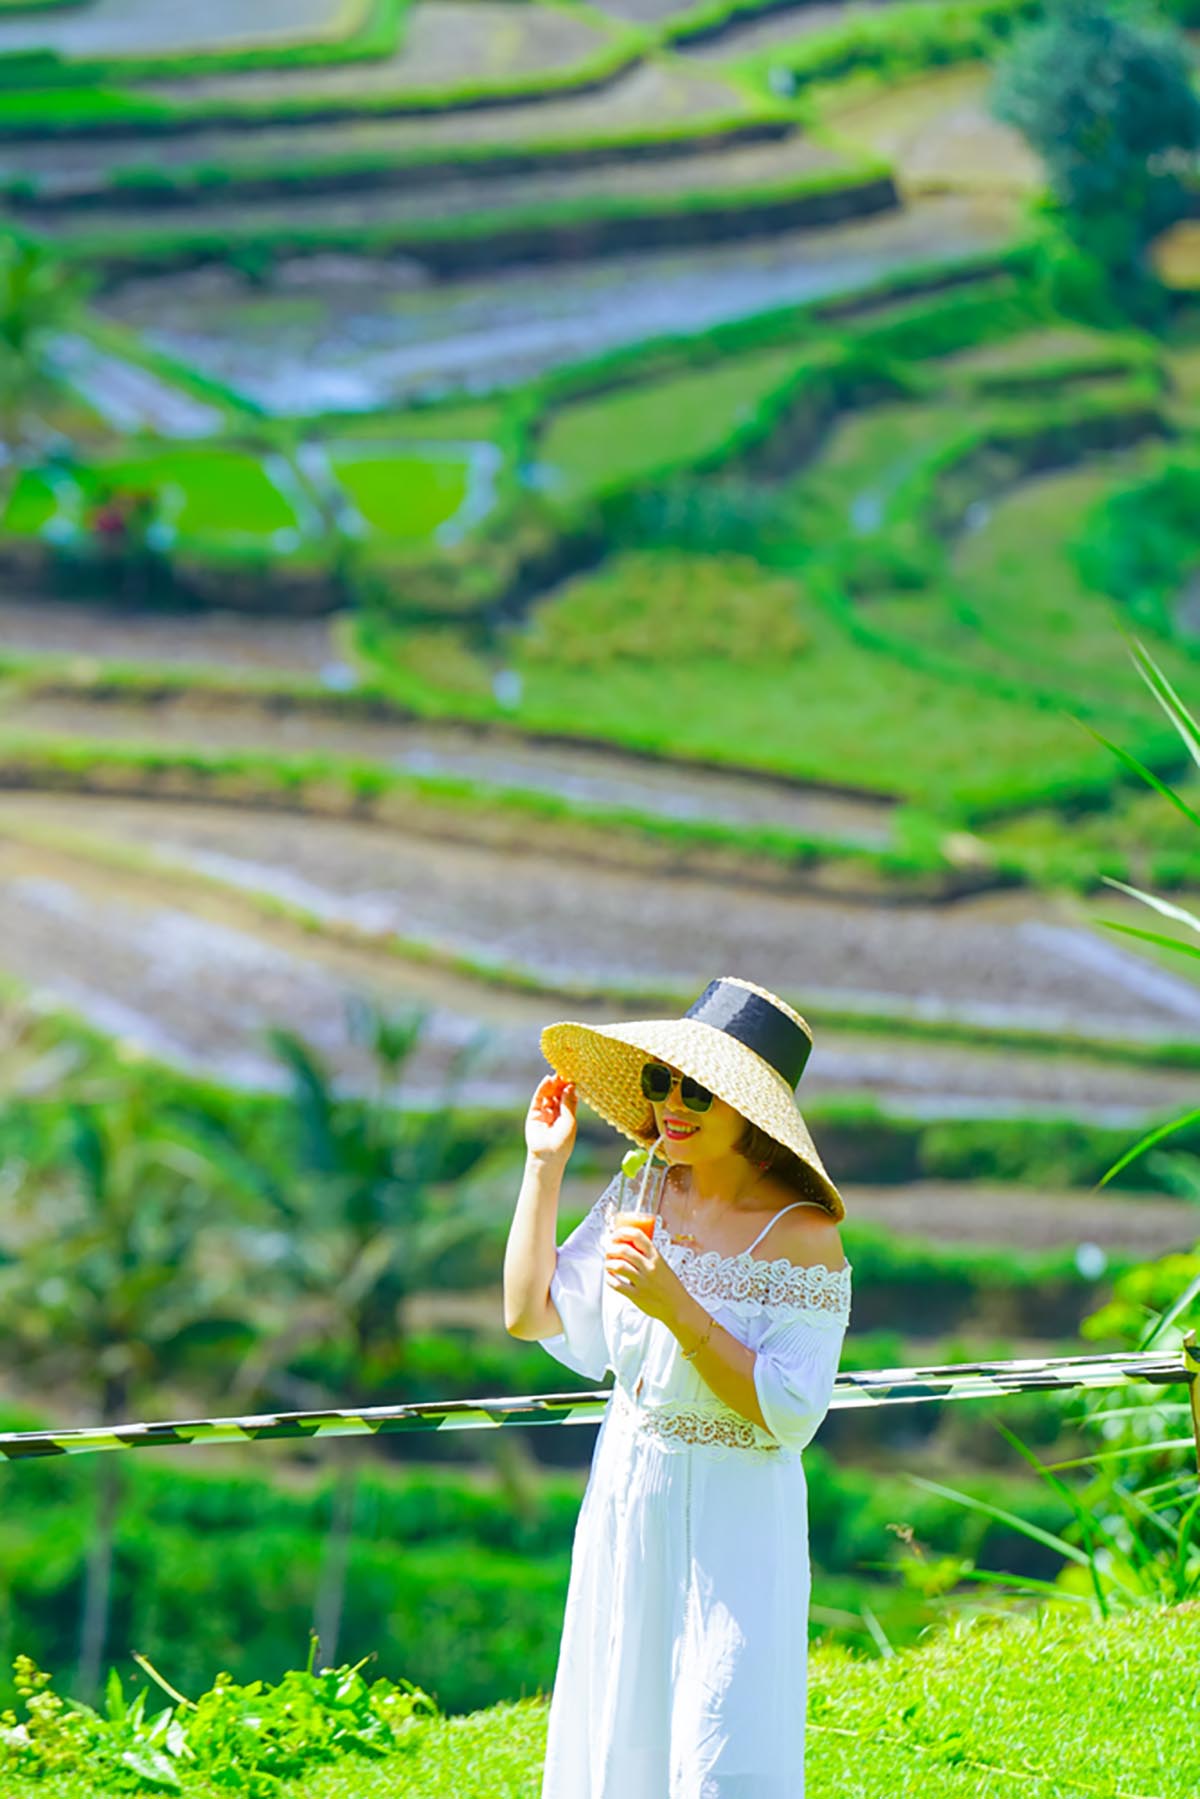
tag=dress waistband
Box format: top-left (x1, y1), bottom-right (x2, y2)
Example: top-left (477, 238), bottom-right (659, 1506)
top-left (610, 1380), bottom-right (782, 1454)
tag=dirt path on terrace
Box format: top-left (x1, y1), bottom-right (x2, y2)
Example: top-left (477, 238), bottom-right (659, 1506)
top-left (100, 195), bottom-right (1018, 414)
top-left (2, 795), bottom-right (1199, 1126)
top-left (820, 67), bottom-right (1041, 197)
top-left (827, 1180), bottom-right (1200, 1256)
top-left (35, 132), bottom-right (850, 243)
top-left (3, 690), bottom-right (897, 846)
top-left (146, 3), bottom-right (612, 105)
top-left (0, 599), bottom-right (344, 675)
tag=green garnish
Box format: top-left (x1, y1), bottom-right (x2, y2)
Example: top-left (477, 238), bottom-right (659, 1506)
top-left (621, 1146), bottom-right (649, 1179)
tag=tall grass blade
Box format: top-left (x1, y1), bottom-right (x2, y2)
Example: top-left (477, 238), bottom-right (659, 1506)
top-left (1038, 1438), bottom-right (1198, 1472)
top-left (1136, 1267), bottom-right (1200, 1348)
top-left (990, 1421), bottom-right (1116, 1614)
top-left (1091, 1106), bottom-right (1200, 1190)
top-left (906, 1474), bottom-right (1091, 1565)
top-left (1099, 878), bottom-right (1200, 936)
top-left (1125, 634), bottom-right (1200, 773)
top-left (1076, 719), bottom-right (1200, 827)
top-left (937, 1566), bottom-right (1091, 1603)
top-left (859, 1604), bottom-right (895, 1660)
top-left (1095, 922), bottom-right (1200, 963)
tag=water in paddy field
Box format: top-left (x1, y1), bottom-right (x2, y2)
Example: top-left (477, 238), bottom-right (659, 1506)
top-left (4, 788), bottom-right (1200, 1127)
top-left (100, 195), bottom-right (1018, 416)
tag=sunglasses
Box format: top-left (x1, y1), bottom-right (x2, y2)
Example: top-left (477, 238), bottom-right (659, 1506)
top-left (640, 1061), bottom-right (715, 1113)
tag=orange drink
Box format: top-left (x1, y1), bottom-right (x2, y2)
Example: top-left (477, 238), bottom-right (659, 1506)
top-left (612, 1211), bottom-right (656, 1242)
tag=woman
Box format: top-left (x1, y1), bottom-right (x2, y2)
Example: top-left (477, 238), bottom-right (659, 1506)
top-left (504, 976), bottom-right (852, 1799)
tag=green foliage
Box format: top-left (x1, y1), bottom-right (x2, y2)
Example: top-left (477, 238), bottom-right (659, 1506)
top-left (991, 0), bottom-right (1200, 311)
top-left (762, 0), bottom-right (1039, 93)
top-left (330, 448), bottom-right (472, 542)
top-left (899, 640), bottom-right (1200, 1627)
top-left (905, 1245), bottom-right (1200, 1618)
top-left (535, 341), bottom-right (804, 502)
top-left (0, 1082), bottom-right (258, 1416)
top-left (0, 1606), bottom-right (1194, 1796)
top-left (517, 550), bottom-right (810, 668)
top-left (0, 1643), bottom-right (438, 1795)
top-left (1073, 456), bottom-right (1200, 639)
top-left (0, 234), bottom-right (87, 457)
top-left (0, 83), bottom-right (169, 125)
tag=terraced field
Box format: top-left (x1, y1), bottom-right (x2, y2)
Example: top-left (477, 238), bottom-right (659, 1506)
top-left (96, 196), bottom-right (1017, 412)
top-left (821, 66), bottom-right (1040, 196)
top-left (7, 0), bottom-right (1200, 1713)
top-left (28, 131), bottom-right (868, 248)
top-left (0, 0), bottom-right (366, 55)
top-left (3, 793), bottom-right (1200, 1120)
top-left (0, 64), bottom-right (754, 195)
top-left (5, 0), bottom-right (1200, 1221)
top-left (0, 689), bottom-right (899, 843)
top-left (143, 2), bottom-right (617, 104)
top-left (0, 594), bottom-right (343, 673)
top-left (677, 0), bottom-right (892, 59)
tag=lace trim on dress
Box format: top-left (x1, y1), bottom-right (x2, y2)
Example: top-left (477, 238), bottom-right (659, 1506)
top-left (599, 1188), bottom-right (852, 1321)
top-left (610, 1384), bottom-right (782, 1455)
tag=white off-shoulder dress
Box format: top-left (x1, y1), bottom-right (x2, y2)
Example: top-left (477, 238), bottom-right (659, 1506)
top-left (538, 1171), bottom-right (853, 1799)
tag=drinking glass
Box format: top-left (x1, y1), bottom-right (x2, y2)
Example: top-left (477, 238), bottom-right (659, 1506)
top-left (613, 1147), bottom-right (668, 1245)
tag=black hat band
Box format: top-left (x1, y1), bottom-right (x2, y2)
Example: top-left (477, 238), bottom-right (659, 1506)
top-left (683, 980), bottom-right (811, 1090)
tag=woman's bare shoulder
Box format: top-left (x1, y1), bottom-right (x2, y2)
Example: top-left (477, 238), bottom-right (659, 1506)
top-left (773, 1199), bottom-right (847, 1272)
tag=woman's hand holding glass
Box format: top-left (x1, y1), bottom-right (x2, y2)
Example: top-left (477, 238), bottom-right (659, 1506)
top-left (605, 1224), bottom-right (690, 1328)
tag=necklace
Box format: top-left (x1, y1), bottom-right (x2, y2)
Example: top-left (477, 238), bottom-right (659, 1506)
top-left (660, 1164), bottom-right (764, 1250)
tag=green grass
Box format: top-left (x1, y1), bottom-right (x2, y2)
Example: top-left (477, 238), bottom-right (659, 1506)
top-left (0, 1606), bottom-right (1193, 1797)
top-left (0, 85), bottom-right (172, 127)
top-left (314, 400), bottom-right (505, 444)
top-left (1, 449), bottom-right (306, 546)
top-left (789, 401), bottom-right (1180, 701)
top-left (109, 448), bottom-right (302, 538)
top-left (1, 470), bottom-right (59, 534)
top-left (537, 340), bottom-right (805, 502)
top-left (329, 446), bottom-right (472, 540)
top-left (755, 0), bottom-right (1040, 95)
top-left (366, 550), bottom-right (1176, 809)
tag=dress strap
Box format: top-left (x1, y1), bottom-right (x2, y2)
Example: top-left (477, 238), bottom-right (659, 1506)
top-left (745, 1200), bottom-right (825, 1256)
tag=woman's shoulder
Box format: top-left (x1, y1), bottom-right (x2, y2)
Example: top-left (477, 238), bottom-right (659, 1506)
top-left (769, 1189), bottom-right (847, 1273)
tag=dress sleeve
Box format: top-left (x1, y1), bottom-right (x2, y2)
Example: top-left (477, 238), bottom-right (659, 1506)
top-left (751, 1310), bottom-right (847, 1454)
top-left (539, 1178), bottom-right (617, 1383)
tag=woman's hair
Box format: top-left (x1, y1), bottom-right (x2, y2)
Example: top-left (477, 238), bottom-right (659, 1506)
top-left (736, 1118), bottom-right (831, 1212)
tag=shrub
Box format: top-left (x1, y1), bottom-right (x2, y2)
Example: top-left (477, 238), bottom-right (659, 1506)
top-left (991, 0), bottom-right (1200, 314)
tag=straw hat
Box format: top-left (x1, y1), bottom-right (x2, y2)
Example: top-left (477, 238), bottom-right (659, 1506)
top-left (540, 975), bottom-right (845, 1222)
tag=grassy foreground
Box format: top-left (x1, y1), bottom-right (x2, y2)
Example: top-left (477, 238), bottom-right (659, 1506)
top-left (2, 1606), bottom-right (1194, 1797)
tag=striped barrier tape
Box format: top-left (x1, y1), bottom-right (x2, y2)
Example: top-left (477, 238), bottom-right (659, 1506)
top-left (0, 1346), bottom-right (1191, 1463)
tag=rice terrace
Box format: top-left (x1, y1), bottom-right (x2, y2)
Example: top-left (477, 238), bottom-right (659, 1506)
top-left (0, 0), bottom-right (1198, 1793)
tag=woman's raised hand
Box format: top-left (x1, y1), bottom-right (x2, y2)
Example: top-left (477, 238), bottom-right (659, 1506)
top-left (526, 1073), bottom-right (577, 1164)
